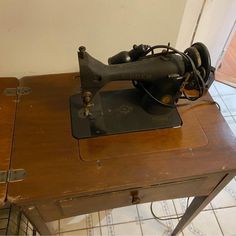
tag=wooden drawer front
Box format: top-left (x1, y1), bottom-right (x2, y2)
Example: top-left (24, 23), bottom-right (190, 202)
top-left (38, 173), bottom-right (224, 222)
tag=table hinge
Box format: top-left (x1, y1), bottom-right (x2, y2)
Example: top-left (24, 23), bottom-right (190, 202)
top-left (0, 169), bottom-right (26, 183)
top-left (3, 87), bottom-right (31, 96)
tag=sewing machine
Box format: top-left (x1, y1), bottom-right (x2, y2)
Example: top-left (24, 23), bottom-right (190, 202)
top-left (70, 43), bottom-right (214, 139)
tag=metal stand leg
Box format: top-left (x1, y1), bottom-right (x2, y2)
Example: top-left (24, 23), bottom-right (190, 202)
top-left (23, 206), bottom-right (51, 235)
top-left (172, 173), bottom-right (233, 235)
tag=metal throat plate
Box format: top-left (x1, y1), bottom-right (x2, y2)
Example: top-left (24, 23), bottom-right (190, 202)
top-left (70, 89), bottom-right (182, 139)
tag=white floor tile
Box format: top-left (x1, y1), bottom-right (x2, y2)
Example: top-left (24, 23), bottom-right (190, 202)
top-left (61, 229), bottom-right (88, 236)
top-left (101, 224), bottom-right (116, 236)
top-left (60, 213), bottom-right (99, 232)
top-left (141, 218), bottom-right (183, 236)
top-left (211, 179), bottom-right (236, 209)
top-left (46, 220), bottom-right (59, 234)
top-left (209, 84), bottom-right (219, 97)
top-left (137, 200), bottom-right (176, 220)
top-left (211, 95), bottom-right (231, 116)
top-left (87, 227), bottom-right (102, 236)
top-left (183, 211), bottom-right (223, 236)
top-left (101, 222), bottom-right (142, 236)
top-left (214, 81), bottom-right (236, 96)
top-left (99, 205), bottom-right (138, 225)
top-left (137, 202), bottom-right (154, 220)
top-left (173, 197), bottom-right (212, 215)
top-left (60, 227), bottom-right (101, 236)
top-left (222, 94), bottom-right (236, 116)
top-left (214, 207), bottom-right (236, 235)
top-left (224, 116), bottom-right (236, 137)
top-left (99, 209), bottom-right (114, 226)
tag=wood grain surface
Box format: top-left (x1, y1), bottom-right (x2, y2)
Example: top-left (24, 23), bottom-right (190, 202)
top-left (7, 73), bottom-right (236, 205)
top-left (0, 78), bottom-right (18, 206)
top-left (79, 107), bottom-right (208, 161)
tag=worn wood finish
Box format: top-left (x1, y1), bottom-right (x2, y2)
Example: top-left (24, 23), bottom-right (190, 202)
top-left (6, 73), bottom-right (236, 234)
top-left (36, 172), bottom-right (224, 222)
top-left (0, 78), bottom-right (18, 207)
top-left (8, 73), bottom-right (236, 205)
top-left (79, 105), bottom-right (208, 161)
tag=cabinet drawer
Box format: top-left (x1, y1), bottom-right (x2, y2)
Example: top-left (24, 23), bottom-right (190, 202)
top-left (38, 173), bottom-right (224, 221)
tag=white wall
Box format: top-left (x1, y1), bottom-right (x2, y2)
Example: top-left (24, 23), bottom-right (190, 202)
top-left (0, 0), bottom-right (186, 78)
top-left (176, 0), bottom-right (204, 50)
top-left (177, 0), bottom-right (236, 67)
top-left (193, 0), bottom-right (236, 67)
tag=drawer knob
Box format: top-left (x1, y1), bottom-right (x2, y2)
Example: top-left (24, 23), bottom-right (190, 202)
top-left (131, 191), bottom-right (140, 204)
top-left (132, 196), bottom-right (140, 204)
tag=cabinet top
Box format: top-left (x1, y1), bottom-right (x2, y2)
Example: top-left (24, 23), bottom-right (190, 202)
top-left (5, 73), bottom-right (236, 204)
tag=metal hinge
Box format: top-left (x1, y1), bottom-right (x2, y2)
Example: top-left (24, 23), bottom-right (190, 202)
top-left (3, 87), bottom-right (31, 96)
top-left (0, 169), bottom-right (26, 184)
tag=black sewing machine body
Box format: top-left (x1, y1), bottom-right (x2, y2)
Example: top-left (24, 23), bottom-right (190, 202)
top-left (70, 43), bottom-right (214, 139)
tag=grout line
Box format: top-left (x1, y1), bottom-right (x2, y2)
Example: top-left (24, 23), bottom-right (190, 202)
top-left (219, 93), bottom-right (236, 98)
top-left (232, 116), bottom-right (236, 123)
top-left (172, 199), bottom-right (179, 217)
top-left (223, 114), bottom-right (235, 120)
top-left (57, 202), bottom-right (234, 235)
top-left (209, 202), bottom-right (214, 210)
top-left (97, 212), bottom-right (103, 236)
top-left (59, 221), bottom-right (137, 235)
top-left (58, 220), bottom-right (61, 236)
top-left (175, 209), bottom-right (225, 236)
top-left (59, 216), bottom-right (188, 235)
top-left (54, 191), bottom-right (236, 235)
top-left (86, 214), bottom-right (94, 236)
top-left (172, 200), bottom-right (185, 236)
top-left (214, 86), bottom-right (236, 97)
top-left (212, 208), bottom-right (225, 236)
top-left (59, 215), bottom-right (190, 236)
top-left (135, 205), bottom-right (144, 236)
top-left (220, 92), bottom-right (236, 97)
top-left (211, 205), bottom-right (236, 211)
top-left (222, 114), bottom-right (235, 118)
top-left (220, 95), bottom-right (236, 117)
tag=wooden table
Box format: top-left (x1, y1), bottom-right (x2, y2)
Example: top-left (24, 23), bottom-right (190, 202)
top-left (2, 73), bottom-right (236, 235)
top-left (0, 78), bottom-right (18, 207)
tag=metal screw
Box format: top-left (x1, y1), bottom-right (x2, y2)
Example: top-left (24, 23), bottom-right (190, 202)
top-left (78, 46), bottom-right (86, 58)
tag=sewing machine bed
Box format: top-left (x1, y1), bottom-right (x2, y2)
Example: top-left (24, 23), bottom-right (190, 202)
top-left (70, 88), bottom-right (182, 139)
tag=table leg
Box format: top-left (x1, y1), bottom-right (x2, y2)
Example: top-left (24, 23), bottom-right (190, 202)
top-left (23, 205), bottom-right (51, 235)
top-left (171, 173), bottom-right (234, 236)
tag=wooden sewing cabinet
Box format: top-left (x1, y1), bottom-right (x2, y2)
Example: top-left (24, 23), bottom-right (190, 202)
top-left (1, 73), bottom-right (236, 235)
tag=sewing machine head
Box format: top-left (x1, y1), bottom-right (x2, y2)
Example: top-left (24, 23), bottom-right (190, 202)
top-left (78, 43), bottom-right (214, 116)
top-left (70, 42), bottom-right (214, 139)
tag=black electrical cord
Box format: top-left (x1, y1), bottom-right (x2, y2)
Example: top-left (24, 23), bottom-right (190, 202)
top-left (144, 44), bottom-right (207, 101)
top-left (138, 82), bottom-right (176, 108)
top-left (150, 197), bottom-right (190, 221)
top-left (133, 44), bottom-right (214, 109)
top-left (177, 99), bottom-right (221, 111)
top-left (202, 99), bottom-right (221, 111)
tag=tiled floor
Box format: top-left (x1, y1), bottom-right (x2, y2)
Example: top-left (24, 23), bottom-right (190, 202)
top-left (47, 81), bottom-right (236, 236)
